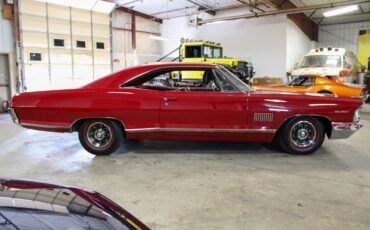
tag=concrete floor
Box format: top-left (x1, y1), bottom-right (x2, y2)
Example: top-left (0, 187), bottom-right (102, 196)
top-left (1, 106), bottom-right (370, 230)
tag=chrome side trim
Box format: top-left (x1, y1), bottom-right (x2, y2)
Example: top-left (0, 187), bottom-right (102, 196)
top-left (125, 127), bottom-right (276, 133)
top-left (8, 108), bottom-right (22, 127)
top-left (21, 123), bottom-right (69, 129)
top-left (330, 122), bottom-right (362, 139)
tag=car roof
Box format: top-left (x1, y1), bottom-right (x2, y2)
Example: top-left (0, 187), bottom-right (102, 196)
top-left (143, 62), bottom-right (217, 68)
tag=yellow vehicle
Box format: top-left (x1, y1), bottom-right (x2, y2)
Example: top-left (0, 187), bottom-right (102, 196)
top-left (158, 39), bottom-right (254, 83)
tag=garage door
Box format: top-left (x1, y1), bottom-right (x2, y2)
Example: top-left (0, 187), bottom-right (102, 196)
top-left (20, 0), bottom-right (111, 92)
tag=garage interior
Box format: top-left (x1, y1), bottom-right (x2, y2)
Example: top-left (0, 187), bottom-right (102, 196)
top-left (1, 0), bottom-right (370, 229)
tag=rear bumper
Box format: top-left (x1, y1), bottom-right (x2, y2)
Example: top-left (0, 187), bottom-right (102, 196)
top-left (331, 122), bottom-right (362, 139)
top-left (8, 108), bottom-right (22, 127)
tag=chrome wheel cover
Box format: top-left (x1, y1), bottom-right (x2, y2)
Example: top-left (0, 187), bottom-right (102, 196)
top-left (289, 121), bottom-right (317, 148)
top-left (86, 122), bottom-right (112, 148)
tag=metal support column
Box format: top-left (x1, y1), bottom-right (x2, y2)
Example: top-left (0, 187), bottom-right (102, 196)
top-left (69, 6), bottom-right (74, 80)
top-left (90, 10), bottom-right (95, 79)
top-left (45, 2), bottom-right (52, 85)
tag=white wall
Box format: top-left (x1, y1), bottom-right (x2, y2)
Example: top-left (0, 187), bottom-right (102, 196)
top-left (318, 21), bottom-right (370, 55)
top-left (160, 9), bottom-right (312, 81)
top-left (112, 10), bottom-right (162, 71)
top-left (286, 20), bottom-right (313, 73)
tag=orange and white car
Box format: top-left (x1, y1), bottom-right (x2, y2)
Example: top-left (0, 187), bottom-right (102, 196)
top-left (254, 75), bottom-right (368, 99)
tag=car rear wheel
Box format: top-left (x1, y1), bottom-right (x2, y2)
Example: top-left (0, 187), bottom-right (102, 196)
top-left (279, 117), bottom-right (325, 155)
top-left (78, 119), bottom-right (123, 155)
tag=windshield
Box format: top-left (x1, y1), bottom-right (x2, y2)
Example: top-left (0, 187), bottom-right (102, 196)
top-left (299, 55), bottom-right (342, 68)
top-left (185, 45), bottom-right (223, 58)
top-left (213, 47), bottom-right (222, 58)
top-left (289, 76), bottom-right (315, 86)
top-left (216, 66), bottom-right (251, 92)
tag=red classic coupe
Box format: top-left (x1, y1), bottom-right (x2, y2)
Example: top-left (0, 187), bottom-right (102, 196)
top-left (0, 178), bottom-right (149, 229)
top-left (9, 63), bottom-right (363, 155)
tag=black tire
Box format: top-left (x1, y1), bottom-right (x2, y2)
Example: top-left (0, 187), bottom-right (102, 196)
top-left (78, 119), bottom-right (123, 156)
top-left (279, 117), bottom-right (325, 155)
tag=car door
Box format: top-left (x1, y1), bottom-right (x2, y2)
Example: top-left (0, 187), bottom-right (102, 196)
top-left (159, 69), bottom-right (248, 140)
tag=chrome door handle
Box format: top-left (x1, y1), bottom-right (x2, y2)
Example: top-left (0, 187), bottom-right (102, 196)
top-left (163, 97), bottom-right (177, 102)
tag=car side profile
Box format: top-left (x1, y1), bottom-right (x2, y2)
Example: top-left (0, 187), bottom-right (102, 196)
top-left (254, 75), bottom-right (368, 98)
top-left (9, 63), bottom-right (363, 155)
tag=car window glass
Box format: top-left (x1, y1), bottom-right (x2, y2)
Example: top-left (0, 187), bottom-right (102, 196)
top-left (289, 76), bottom-right (314, 86)
top-left (137, 69), bottom-right (221, 92)
top-left (215, 67), bottom-right (250, 92)
top-left (213, 47), bottom-right (222, 58)
top-left (213, 69), bottom-right (239, 92)
top-left (204, 46), bottom-right (212, 58)
top-left (300, 55), bottom-right (342, 68)
top-left (185, 46), bottom-right (201, 58)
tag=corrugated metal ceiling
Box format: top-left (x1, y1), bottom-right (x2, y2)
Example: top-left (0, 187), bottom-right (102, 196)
top-left (115, 0), bottom-right (268, 19)
top-left (115, 0), bottom-right (370, 25)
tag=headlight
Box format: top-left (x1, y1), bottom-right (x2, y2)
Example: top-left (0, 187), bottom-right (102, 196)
top-left (353, 108), bottom-right (361, 123)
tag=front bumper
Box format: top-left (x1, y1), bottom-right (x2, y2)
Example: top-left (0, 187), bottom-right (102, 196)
top-left (8, 108), bottom-right (22, 126)
top-left (331, 122), bottom-right (362, 139)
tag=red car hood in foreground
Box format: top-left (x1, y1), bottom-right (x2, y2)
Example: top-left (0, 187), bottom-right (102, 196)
top-left (0, 178), bottom-right (150, 230)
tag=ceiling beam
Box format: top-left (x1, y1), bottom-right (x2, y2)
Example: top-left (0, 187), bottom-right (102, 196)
top-left (235, 0), bottom-right (265, 12)
top-left (312, 12), bottom-right (370, 20)
top-left (152, 6), bottom-right (197, 16)
top-left (263, 0), bottom-right (318, 41)
top-left (116, 6), bottom-right (163, 23)
top-left (186, 0), bottom-right (216, 15)
top-left (308, 10), bottom-right (316, 18)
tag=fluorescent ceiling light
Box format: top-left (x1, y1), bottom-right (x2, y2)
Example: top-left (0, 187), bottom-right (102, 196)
top-left (150, 35), bottom-right (168, 41)
top-left (323, 5), bottom-right (359, 17)
top-left (205, 20), bottom-right (227, 25)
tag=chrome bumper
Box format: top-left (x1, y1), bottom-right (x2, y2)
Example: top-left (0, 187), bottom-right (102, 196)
top-left (331, 122), bottom-right (362, 139)
top-left (8, 108), bottom-right (22, 126)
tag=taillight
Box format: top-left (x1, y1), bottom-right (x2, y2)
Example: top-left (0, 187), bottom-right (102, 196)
top-left (362, 87), bottom-right (368, 96)
top-left (339, 70), bottom-right (349, 77)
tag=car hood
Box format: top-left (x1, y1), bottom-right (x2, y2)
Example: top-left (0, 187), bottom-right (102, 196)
top-left (0, 178), bottom-right (149, 230)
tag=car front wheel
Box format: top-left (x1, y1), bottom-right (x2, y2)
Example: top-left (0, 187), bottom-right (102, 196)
top-left (279, 117), bottom-right (325, 155)
top-left (78, 119), bottom-right (123, 155)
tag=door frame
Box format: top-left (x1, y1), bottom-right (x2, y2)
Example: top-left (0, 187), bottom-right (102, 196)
top-left (0, 53), bottom-right (12, 111)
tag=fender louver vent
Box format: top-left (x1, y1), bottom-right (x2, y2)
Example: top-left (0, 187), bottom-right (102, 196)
top-left (254, 113), bottom-right (274, 122)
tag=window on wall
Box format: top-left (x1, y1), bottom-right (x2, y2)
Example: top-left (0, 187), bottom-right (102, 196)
top-left (30, 53), bottom-right (42, 61)
top-left (54, 39), bottom-right (64, 47)
top-left (96, 42), bottom-right (104, 49)
top-left (76, 40), bottom-right (86, 48)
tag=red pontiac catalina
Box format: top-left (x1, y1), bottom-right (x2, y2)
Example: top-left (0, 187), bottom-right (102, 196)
top-left (9, 63), bottom-right (363, 155)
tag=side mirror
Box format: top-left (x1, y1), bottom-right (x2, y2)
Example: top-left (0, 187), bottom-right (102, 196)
top-left (294, 62), bottom-right (299, 69)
